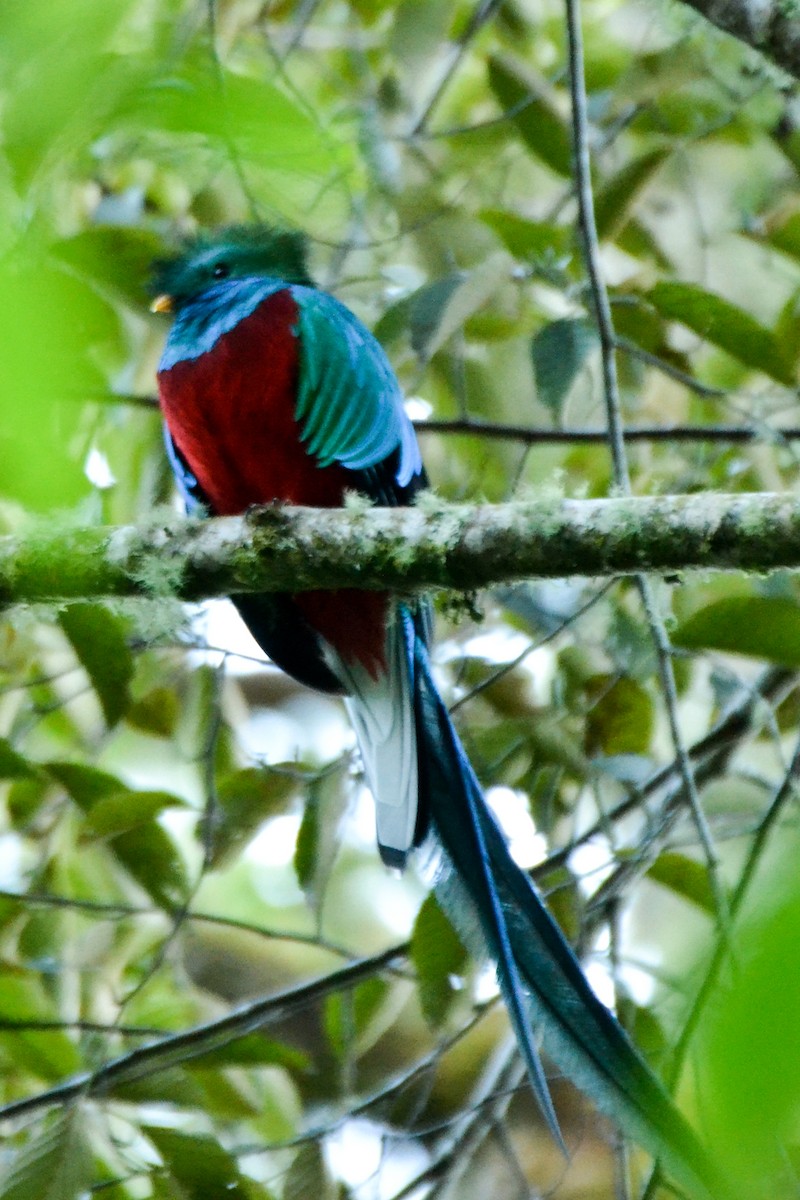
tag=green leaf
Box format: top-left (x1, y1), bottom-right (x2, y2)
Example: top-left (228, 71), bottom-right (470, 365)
top-left (531, 317), bottom-right (598, 416)
top-left (207, 766), bottom-right (297, 869)
top-left (0, 971), bottom-right (83, 1079)
top-left (696, 841), bottom-right (800, 1186)
top-left (480, 209), bottom-right (572, 260)
top-left (0, 257), bottom-right (120, 510)
top-left (673, 596), bottom-right (800, 665)
top-left (411, 893), bottom-right (468, 1027)
top-left (594, 149), bottom-right (669, 241)
top-left (127, 686), bottom-right (180, 738)
top-left (60, 603), bottom-right (134, 727)
top-left (487, 55), bottom-right (572, 176)
top-left (191, 1032), bottom-right (308, 1072)
top-left (409, 256), bottom-right (510, 359)
top-left (110, 820), bottom-right (188, 910)
top-left (54, 225), bottom-right (165, 309)
top-left (0, 737), bottom-right (37, 780)
top-left (0, 0), bottom-right (138, 187)
top-left (585, 675), bottom-right (654, 756)
top-left (145, 1128), bottom-right (249, 1200)
top-left (0, 1112), bottom-right (92, 1200)
top-left (647, 851), bottom-right (715, 914)
top-left (408, 274), bottom-right (465, 356)
top-left (46, 761), bottom-right (124, 809)
top-left (748, 204), bottom-right (800, 264)
top-left (647, 281), bottom-right (794, 386)
top-left (82, 789), bottom-right (186, 840)
top-left (47, 761), bottom-right (187, 906)
top-left (284, 1144), bottom-right (335, 1200)
top-left (123, 56), bottom-right (349, 216)
top-left (325, 976), bottom-right (390, 1059)
top-left (294, 766), bottom-right (348, 913)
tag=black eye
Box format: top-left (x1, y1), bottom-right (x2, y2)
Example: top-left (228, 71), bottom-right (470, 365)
top-left (212, 262), bottom-right (230, 279)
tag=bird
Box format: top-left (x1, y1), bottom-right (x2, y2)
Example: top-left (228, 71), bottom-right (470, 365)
top-left (151, 224), bottom-right (722, 1199)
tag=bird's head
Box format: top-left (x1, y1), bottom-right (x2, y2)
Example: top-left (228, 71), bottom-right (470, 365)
top-left (150, 224), bottom-right (314, 313)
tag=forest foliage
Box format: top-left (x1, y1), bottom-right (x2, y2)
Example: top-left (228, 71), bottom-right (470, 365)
top-left (2, 1), bottom-right (800, 1197)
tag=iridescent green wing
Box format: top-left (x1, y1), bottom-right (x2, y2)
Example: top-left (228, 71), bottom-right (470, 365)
top-left (291, 286), bottom-right (422, 491)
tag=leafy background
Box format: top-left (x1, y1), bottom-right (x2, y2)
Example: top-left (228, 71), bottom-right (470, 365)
top-left (2, 0), bottom-right (800, 1196)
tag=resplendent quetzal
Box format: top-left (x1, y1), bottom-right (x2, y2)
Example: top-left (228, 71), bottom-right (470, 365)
top-left (152, 225), bottom-right (721, 1199)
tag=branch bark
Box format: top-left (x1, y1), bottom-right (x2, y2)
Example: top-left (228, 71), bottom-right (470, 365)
top-left (675, 0), bottom-right (800, 81)
top-left (2, 491), bottom-right (800, 607)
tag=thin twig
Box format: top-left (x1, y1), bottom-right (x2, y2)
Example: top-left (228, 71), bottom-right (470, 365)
top-left (0, 889), bottom-right (360, 958)
top-left (410, 0), bottom-right (503, 135)
top-left (0, 944), bottom-right (408, 1125)
top-left (564, 0), bottom-right (730, 935)
top-left (534, 667), bottom-right (794, 885)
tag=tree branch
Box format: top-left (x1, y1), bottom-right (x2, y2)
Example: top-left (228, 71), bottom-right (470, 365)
top-left (0, 944), bottom-right (408, 1125)
top-left (2, 492), bottom-right (800, 607)
top-left (675, 0), bottom-right (800, 81)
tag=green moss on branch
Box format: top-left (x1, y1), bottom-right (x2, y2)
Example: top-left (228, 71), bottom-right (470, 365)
top-left (1, 492), bottom-right (799, 609)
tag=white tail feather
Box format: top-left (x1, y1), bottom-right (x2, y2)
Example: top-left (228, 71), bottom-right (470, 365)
top-left (329, 611), bottom-right (418, 865)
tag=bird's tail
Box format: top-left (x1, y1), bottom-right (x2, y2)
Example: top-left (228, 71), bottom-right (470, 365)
top-left (408, 617), bottom-right (724, 1200)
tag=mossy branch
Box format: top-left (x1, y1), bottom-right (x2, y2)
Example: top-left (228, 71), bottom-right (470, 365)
top-left (1, 491), bottom-right (799, 608)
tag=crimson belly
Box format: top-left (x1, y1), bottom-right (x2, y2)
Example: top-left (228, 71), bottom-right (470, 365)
top-left (158, 289), bottom-right (387, 676)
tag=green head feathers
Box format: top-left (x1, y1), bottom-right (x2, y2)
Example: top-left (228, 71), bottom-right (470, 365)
top-left (152, 224), bottom-right (314, 310)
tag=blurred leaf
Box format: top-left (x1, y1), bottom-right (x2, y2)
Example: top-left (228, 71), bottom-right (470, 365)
top-left (409, 256), bottom-right (510, 359)
top-left (585, 675), bottom-right (654, 755)
top-left (647, 851), bottom-right (715, 913)
top-left (192, 1032), bottom-right (308, 1072)
top-left (127, 686), bottom-right (180, 738)
top-left (60, 602), bottom-right (134, 727)
top-left (207, 766), bottom-right (298, 869)
top-left (647, 281), bottom-right (794, 385)
top-left (0, 0), bottom-right (138, 186)
top-left (408, 274), bottom-right (464, 356)
top-left (47, 761), bottom-right (125, 808)
top-left (390, 0), bottom-right (451, 67)
top-left (47, 760), bottom-right (187, 906)
top-left (7, 776), bottom-right (50, 826)
top-left (145, 1128), bottom-right (249, 1200)
top-left (0, 255), bottom-right (121, 510)
top-left (325, 975), bottom-right (390, 1059)
top-left (594, 149), bottom-right (669, 241)
top-left (284, 1144), bottom-right (335, 1200)
top-left (531, 317), bottom-right (598, 416)
top-left (82, 789), bottom-right (186, 840)
top-left (674, 596), bottom-right (800, 665)
top-left (0, 971), bottom-right (83, 1078)
top-left (617, 997), bottom-right (668, 1063)
top-left (773, 288), bottom-right (800, 371)
top-left (488, 55), bottom-right (572, 176)
top-left (54, 225), bottom-right (165, 309)
top-left (111, 820), bottom-right (188, 909)
top-left (697, 841), bottom-right (800, 1186)
top-left (178, 663), bottom-right (223, 761)
top-left (411, 893), bottom-right (468, 1027)
top-left (0, 1112), bottom-right (92, 1200)
top-left (123, 56), bottom-right (348, 211)
top-left (747, 202), bottom-right (800, 265)
top-left (294, 765), bottom-right (348, 913)
top-left (0, 737), bottom-right (37, 780)
top-left (480, 209), bottom-right (572, 260)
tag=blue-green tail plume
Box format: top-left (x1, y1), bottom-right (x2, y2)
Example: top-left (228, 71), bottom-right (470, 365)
top-left (407, 609), bottom-right (724, 1200)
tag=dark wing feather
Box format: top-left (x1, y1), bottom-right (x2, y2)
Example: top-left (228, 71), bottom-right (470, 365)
top-left (163, 429), bottom-right (344, 693)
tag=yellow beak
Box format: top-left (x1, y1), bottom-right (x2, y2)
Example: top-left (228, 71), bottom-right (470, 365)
top-left (150, 294), bottom-right (174, 314)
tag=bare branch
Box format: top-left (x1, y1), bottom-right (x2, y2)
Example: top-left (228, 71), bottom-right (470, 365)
top-left (0, 944), bottom-right (408, 1125)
